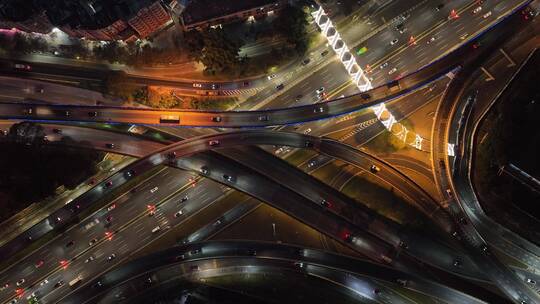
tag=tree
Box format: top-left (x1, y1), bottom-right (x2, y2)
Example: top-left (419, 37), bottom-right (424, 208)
top-left (93, 41), bottom-right (129, 64)
top-left (272, 5), bottom-right (309, 55)
top-left (199, 28), bottom-right (242, 74)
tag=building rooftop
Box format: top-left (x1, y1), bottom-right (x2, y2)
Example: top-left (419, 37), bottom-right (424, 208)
top-left (182, 0), bottom-right (277, 25)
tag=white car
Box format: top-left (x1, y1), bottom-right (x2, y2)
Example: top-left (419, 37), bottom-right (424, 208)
top-left (390, 38), bottom-right (399, 46)
top-left (150, 187), bottom-right (158, 193)
top-left (267, 74), bottom-right (277, 80)
top-left (482, 11), bottom-right (492, 18)
top-left (388, 68), bottom-right (397, 75)
top-left (303, 128), bottom-right (312, 134)
top-left (472, 6), bottom-right (482, 14)
top-left (16, 279), bottom-right (25, 286)
top-left (192, 83), bottom-right (202, 88)
top-left (40, 279), bottom-right (49, 286)
top-left (460, 33), bottom-right (469, 40)
top-left (316, 87), bottom-right (325, 95)
top-left (427, 36), bottom-right (437, 44)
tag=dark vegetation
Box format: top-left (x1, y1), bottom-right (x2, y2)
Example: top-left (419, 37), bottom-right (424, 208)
top-left (0, 122), bottom-right (104, 222)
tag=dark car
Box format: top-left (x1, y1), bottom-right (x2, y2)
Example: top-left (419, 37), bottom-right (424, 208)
top-left (295, 94), bottom-right (303, 102)
top-left (301, 58), bottom-right (311, 65)
top-left (211, 116), bottom-right (222, 122)
top-left (88, 111), bottom-right (98, 117)
top-left (65, 240), bottom-right (74, 248)
top-left (105, 143), bottom-right (115, 149)
top-left (276, 84), bottom-right (284, 91)
top-left (435, 3), bottom-right (444, 11)
top-left (52, 128), bottom-right (62, 134)
top-left (321, 50), bottom-right (329, 57)
top-left (243, 81), bottom-right (250, 87)
top-left (53, 280), bottom-right (64, 289)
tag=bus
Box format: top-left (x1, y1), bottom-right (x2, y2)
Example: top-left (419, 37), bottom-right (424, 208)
top-left (69, 275), bottom-right (83, 287)
top-left (159, 114), bottom-right (180, 124)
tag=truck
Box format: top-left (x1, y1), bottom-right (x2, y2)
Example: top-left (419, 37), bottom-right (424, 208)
top-left (69, 275), bottom-right (83, 287)
top-left (159, 114), bottom-right (180, 124)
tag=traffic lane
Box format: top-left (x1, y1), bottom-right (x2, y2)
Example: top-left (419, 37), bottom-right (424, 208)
top-left (352, 0), bottom-right (472, 69)
top-left (10, 176), bottom-right (229, 304)
top-left (0, 167), bottom-right (195, 302)
top-left (369, 0), bottom-right (528, 87)
top-left (267, 61), bottom-right (351, 108)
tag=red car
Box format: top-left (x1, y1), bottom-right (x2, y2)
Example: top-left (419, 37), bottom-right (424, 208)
top-left (35, 260), bottom-right (44, 268)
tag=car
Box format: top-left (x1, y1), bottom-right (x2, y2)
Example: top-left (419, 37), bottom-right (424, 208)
top-left (211, 83), bottom-right (219, 89)
top-left (105, 215), bottom-right (113, 223)
top-left (460, 33), bottom-right (469, 40)
top-left (107, 204), bottom-right (116, 212)
top-left (208, 140), bottom-right (220, 146)
top-left (151, 226), bottom-right (161, 233)
top-left (480, 244), bottom-right (490, 254)
top-left (267, 74), bottom-right (277, 80)
top-left (64, 110), bottom-right (71, 117)
top-left (53, 280), bottom-right (64, 289)
top-left (16, 279), bottom-right (25, 286)
top-left (213, 219), bottom-right (222, 226)
top-left (92, 281), bottom-right (103, 288)
top-left (211, 116), bottom-right (222, 122)
top-left (40, 279), bottom-right (49, 286)
top-left (104, 181), bottom-right (113, 188)
top-left (453, 259), bottom-right (461, 267)
top-left (192, 83), bottom-right (202, 88)
top-left (446, 189), bottom-right (453, 197)
top-left (316, 87), bottom-right (325, 95)
top-left (388, 68), bottom-right (397, 75)
top-left (174, 210), bottom-right (183, 217)
top-left (223, 174), bottom-right (234, 182)
top-left (472, 6), bottom-right (482, 14)
top-left (104, 143), bottom-right (115, 149)
top-left (89, 238), bottom-right (98, 246)
top-left (397, 279), bottom-right (407, 286)
top-left (295, 94), bottom-right (303, 102)
top-left (107, 253), bottom-right (116, 261)
top-left (1, 129), bottom-right (7, 136)
top-left (304, 141), bottom-right (313, 148)
top-left (88, 111), bottom-right (98, 117)
top-left (276, 84), bottom-right (284, 90)
top-left (526, 278), bottom-right (536, 285)
top-left (35, 260), bottom-right (44, 268)
top-left (373, 288), bottom-right (381, 295)
top-left (14, 63), bottom-right (31, 70)
top-left (258, 115), bottom-right (269, 122)
top-left (380, 62), bottom-right (389, 69)
top-left (482, 11), bottom-right (492, 18)
top-left (125, 170), bottom-right (135, 178)
top-left (308, 160), bottom-right (316, 168)
top-left (52, 128), bottom-right (62, 134)
top-left (427, 36), bottom-right (437, 44)
top-left (395, 23), bottom-right (406, 34)
top-left (180, 196), bottom-right (188, 203)
top-left (303, 128), bottom-right (312, 134)
top-left (85, 256), bottom-right (95, 263)
top-left (243, 81), bottom-right (250, 87)
top-left (313, 107), bottom-right (324, 113)
top-left (320, 199), bottom-right (331, 208)
top-left (200, 166), bottom-right (209, 175)
top-left (321, 50), bottom-right (329, 56)
top-left (66, 240), bottom-right (74, 247)
top-left (35, 86), bottom-right (44, 93)
top-left (8, 299), bottom-right (17, 304)
top-left (390, 38), bottom-right (399, 46)
top-left (370, 165), bottom-right (380, 173)
top-left (361, 93), bottom-right (371, 100)
top-left (150, 186), bottom-right (158, 193)
top-left (435, 3), bottom-right (445, 11)
top-left (301, 58), bottom-right (311, 65)
top-left (23, 108), bottom-right (33, 115)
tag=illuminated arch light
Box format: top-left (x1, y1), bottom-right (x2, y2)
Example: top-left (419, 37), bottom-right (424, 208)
top-left (312, 6), bottom-right (372, 91)
top-left (370, 103), bottom-right (425, 150)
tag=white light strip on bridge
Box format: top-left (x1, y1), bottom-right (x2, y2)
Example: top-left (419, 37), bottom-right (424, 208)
top-left (312, 6), bottom-right (372, 91)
